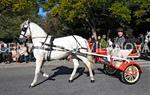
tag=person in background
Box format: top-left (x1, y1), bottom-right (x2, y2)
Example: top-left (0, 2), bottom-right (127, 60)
top-left (27, 43), bottom-right (34, 62)
top-left (91, 35), bottom-right (97, 52)
top-left (1, 44), bottom-right (11, 64)
top-left (100, 35), bottom-right (107, 48)
top-left (19, 44), bottom-right (29, 63)
top-left (97, 36), bottom-right (101, 48)
top-left (11, 46), bottom-right (20, 63)
top-left (114, 28), bottom-right (126, 49)
top-left (88, 37), bottom-right (94, 52)
top-left (136, 33), bottom-right (145, 52)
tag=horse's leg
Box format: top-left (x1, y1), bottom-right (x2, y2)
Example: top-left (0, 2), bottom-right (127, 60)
top-left (77, 55), bottom-right (95, 82)
top-left (40, 68), bottom-right (49, 78)
top-left (69, 58), bottom-right (79, 82)
top-left (30, 59), bottom-right (43, 87)
top-left (40, 61), bottom-right (49, 78)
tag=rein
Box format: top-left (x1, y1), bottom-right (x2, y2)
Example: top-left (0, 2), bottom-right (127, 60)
top-left (72, 35), bottom-right (88, 51)
top-left (41, 35), bottom-right (49, 47)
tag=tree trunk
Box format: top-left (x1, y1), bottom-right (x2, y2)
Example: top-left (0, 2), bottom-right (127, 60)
top-left (92, 28), bottom-right (97, 40)
top-left (85, 18), bottom-right (97, 40)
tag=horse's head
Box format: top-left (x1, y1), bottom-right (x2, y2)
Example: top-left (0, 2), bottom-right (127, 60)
top-left (19, 20), bottom-right (31, 43)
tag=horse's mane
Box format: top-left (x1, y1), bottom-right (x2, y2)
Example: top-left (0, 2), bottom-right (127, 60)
top-left (20, 20), bottom-right (47, 36)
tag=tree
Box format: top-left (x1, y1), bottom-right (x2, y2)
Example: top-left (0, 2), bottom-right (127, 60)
top-left (0, 0), bottom-right (41, 41)
top-left (1, 0), bottom-right (149, 41)
top-left (40, 15), bottom-right (65, 37)
top-left (43, 0), bottom-right (134, 38)
top-left (130, 0), bottom-right (150, 24)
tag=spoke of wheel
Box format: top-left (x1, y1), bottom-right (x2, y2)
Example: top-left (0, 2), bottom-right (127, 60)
top-left (125, 69), bottom-right (133, 81)
top-left (132, 65), bottom-right (134, 75)
top-left (125, 73), bottom-right (133, 81)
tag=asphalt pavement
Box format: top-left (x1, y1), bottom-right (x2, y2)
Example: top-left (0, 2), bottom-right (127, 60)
top-left (0, 59), bottom-right (149, 95)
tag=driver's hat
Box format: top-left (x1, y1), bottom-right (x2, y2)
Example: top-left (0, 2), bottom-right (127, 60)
top-left (117, 28), bottom-right (124, 32)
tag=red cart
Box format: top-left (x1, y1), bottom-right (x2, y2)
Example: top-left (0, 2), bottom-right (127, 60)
top-left (79, 48), bottom-right (142, 84)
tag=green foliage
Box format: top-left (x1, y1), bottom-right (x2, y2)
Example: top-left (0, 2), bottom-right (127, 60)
top-left (40, 15), bottom-right (65, 37)
top-left (0, 0), bottom-right (40, 40)
top-left (109, 2), bottom-right (131, 23)
top-left (45, 0), bottom-right (150, 34)
top-left (12, 0), bottom-right (35, 12)
top-left (0, 0), bottom-right (150, 41)
top-left (50, 0), bottom-right (87, 22)
top-left (132, 0), bottom-right (150, 24)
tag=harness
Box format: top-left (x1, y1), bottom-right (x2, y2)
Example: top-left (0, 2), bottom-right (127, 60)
top-left (35, 35), bottom-right (88, 59)
top-left (47, 36), bottom-right (55, 61)
top-left (33, 36), bottom-right (55, 61)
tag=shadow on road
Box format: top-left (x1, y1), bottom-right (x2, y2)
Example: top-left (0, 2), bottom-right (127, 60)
top-left (33, 66), bottom-right (86, 87)
top-left (97, 67), bottom-right (122, 83)
top-left (51, 66), bottom-right (86, 81)
top-left (31, 75), bottom-right (56, 87)
top-left (140, 55), bottom-right (150, 61)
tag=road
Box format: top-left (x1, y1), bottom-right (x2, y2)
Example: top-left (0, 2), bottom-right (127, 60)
top-left (0, 59), bottom-right (149, 95)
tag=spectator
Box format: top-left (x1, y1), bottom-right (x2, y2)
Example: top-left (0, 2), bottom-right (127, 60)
top-left (26, 43), bottom-right (34, 62)
top-left (136, 34), bottom-right (145, 52)
top-left (18, 44), bottom-right (29, 63)
top-left (136, 34), bottom-right (144, 44)
top-left (11, 46), bottom-right (20, 63)
top-left (1, 44), bottom-right (11, 64)
top-left (91, 35), bottom-right (97, 52)
top-left (88, 37), bottom-right (94, 51)
top-left (97, 36), bottom-right (101, 48)
top-left (100, 35), bottom-right (107, 48)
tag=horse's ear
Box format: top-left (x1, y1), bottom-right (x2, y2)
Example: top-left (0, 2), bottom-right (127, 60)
top-left (27, 19), bottom-right (31, 24)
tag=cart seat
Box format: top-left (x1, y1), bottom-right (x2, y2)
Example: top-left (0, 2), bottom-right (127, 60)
top-left (96, 48), bottom-right (107, 55)
top-left (128, 53), bottom-right (138, 56)
top-left (128, 49), bottom-right (140, 58)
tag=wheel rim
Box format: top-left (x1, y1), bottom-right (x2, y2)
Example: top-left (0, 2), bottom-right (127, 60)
top-left (105, 65), bottom-right (117, 74)
top-left (124, 65), bottom-right (140, 83)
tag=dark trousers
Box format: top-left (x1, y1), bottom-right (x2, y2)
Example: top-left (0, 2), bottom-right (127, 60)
top-left (19, 55), bottom-right (29, 63)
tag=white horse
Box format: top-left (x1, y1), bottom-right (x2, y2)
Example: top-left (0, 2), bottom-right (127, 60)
top-left (19, 20), bottom-right (95, 87)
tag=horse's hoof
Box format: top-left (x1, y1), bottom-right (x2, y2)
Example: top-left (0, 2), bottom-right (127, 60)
top-left (29, 85), bottom-right (34, 88)
top-left (29, 84), bottom-right (35, 88)
top-left (68, 80), bottom-right (73, 83)
top-left (91, 80), bottom-right (95, 83)
top-left (43, 73), bottom-right (49, 78)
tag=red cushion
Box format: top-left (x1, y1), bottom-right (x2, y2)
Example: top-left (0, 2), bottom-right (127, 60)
top-left (96, 48), bottom-right (107, 55)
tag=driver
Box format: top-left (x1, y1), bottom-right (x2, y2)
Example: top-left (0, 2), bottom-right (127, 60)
top-left (114, 28), bottom-right (125, 49)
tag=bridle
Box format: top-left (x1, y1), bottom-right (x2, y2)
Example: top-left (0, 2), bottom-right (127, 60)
top-left (20, 22), bottom-right (48, 39)
top-left (20, 22), bottom-right (31, 39)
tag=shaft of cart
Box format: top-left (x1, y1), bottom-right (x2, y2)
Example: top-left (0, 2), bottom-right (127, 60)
top-left (79, 50), bottom-right (130, 62)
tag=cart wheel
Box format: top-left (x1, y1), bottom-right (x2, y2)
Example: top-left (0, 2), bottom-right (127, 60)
top-left (121, 65), bottom-right (141, 84)
top-left (144, 50), bottom-right (150, 59)
top-left (103, 64), bottom-right (117, 75)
